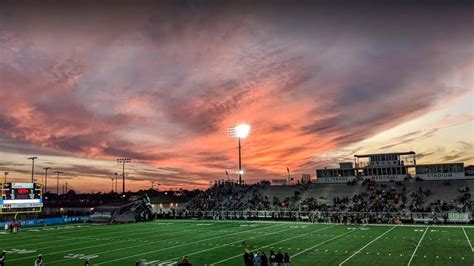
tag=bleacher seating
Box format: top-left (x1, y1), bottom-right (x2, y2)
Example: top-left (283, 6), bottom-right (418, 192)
top-left (183, 179), bottom-right (473, 223)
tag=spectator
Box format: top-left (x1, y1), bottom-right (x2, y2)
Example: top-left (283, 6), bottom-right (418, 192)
top-left (283, 253), bottom-right (290, 266)
top-left (276, 251), bottom-right (283, 264)
top-left (35, 255), bottom-right (42, 266)
top-left (253, 251), bottom-right (262, 266)
top-left (0, 251), bottom-right (5, 266)
top-left (243, 249), bottom-right (253, 266)
top-left (261, 251), bottom-right (268, 266)
top-left (269, 250), bottom-right (277, 266)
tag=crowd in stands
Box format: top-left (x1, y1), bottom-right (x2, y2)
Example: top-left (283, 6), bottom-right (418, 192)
top-left (186, 180), bottom-right (272, 211)
top-left (185, 178), bottom-right (473, 224)
top-left (410, 184), bottom-right (472, 213)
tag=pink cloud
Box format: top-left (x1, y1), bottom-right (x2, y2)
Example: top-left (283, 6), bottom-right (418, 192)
top-left (0, 1), bottom-right (472, 191)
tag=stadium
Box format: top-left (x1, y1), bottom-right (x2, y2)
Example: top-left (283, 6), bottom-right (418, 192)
top-left (1, 150), bottom-right (473, 265)
top-left (1, 1), bottom-right (474, 266)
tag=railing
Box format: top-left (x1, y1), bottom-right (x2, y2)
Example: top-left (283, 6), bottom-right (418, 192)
top-left (167, 210), bottom-right (473, 224)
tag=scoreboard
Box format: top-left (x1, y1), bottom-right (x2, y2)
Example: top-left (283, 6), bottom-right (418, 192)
top-left (0, 183), bottom-right (43, 214)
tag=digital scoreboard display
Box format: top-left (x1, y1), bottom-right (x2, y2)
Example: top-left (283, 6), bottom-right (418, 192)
top-left (0, 182), bottom-right (43, 213)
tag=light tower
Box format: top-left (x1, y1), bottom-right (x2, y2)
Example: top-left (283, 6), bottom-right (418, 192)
top-left (114, 172), bottom-right (118, 193)
top-left (228, 124), bottom-right (251, 185)
top-left (43, 167), bottom-right (51, 193)
top-left (28, 156), bottom-right (38, 183)
top-left (116, 158), bottom-right (131, 194)
top-left (54, 171), bottom-right (63, 195)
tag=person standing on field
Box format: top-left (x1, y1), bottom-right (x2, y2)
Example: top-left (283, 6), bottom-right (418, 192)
top-left (243, 249), bottom-right (253, 266)
top-left (261, 251), bottom-right (268, 266)
top-left (34, 255), bottom-right (42, 266)
top-left (0, 251), bottom-right (6, 266)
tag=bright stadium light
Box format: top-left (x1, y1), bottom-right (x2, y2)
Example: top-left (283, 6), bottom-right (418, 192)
top-left (233, 124), bottom-right (251, 138)
top-left (228, 124), bottom-right (251, 185)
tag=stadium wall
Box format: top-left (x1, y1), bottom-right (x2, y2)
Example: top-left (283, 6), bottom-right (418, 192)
top-left (0, 215), bottom-right (89, 228)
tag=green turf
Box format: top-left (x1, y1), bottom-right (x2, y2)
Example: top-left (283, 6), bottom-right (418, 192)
top-left (0, 220), bottom-right (473, 265)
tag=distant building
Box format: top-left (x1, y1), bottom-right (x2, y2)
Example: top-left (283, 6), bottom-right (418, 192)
top-left (315, 150), bottom-right (472, 183)
top-left (464, 165), bottom-right (474, 176)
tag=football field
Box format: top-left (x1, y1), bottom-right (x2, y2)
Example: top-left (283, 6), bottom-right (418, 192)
top-left (0, 220), bottom-right (473, 265)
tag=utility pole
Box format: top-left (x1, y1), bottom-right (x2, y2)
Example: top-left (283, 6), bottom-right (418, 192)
top-left (54, 171), bottom-right (63, 195)
top-left (28, 156), bottom-right (38, 183)
top-left (43, 167), bottom-right (51, 193)
top-left (65, 182), bottom-right (68, 193)
top-left (287, 167), bottom-right (291, 185)
top-left (238, 138), bottom-right (242, 185)
top-left (114, 173), bottom-right (118, 193)
top-left (3, 172), bottom-right (8, 183)
top-left (116, 158), bottom-right (130, 194)
top-left (111, 178), bottom-right (114, 192)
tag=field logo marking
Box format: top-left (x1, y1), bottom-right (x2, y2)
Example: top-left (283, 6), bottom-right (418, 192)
top-left (461, 227), bottom-right (474, 252)
top-left (137, 259), bottom-right (177, 265)
top-left (339, 225), bottom-right (397, 266)
top-left (407, 226), bottom-right (429, 266)
top-left (4, 249), bottom-right (36, 254)
top-left (64, 253), bottom-right (99, 260)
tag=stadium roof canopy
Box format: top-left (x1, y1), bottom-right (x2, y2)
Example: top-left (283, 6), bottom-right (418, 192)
top-left (354, 151), bottom-right (416, 158)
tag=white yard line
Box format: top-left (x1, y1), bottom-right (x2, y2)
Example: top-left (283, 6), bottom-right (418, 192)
top-left (0, 222), bottom-right (151, 245)
top-left (161, 224), bottom-right (326, 264)
top-left (6, 221), bottom-right (202, 258)
top-left (339, 225), bottom-right (397, 266)
top-left (11, 222), bottom-right (232, 263)
top-left (67, 223), bottom-right (285, 265)
top-left (407, 226), bottom-right (429, 266)
top-left (291, 228), bottom-right (358, 259)
top-left (461, 227), bottom-right (474, 252)
top-left (210, 225), bottom-right (337, 265)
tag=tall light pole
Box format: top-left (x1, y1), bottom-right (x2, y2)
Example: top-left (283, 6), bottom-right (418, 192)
top-left (28, 156), bottom-right (38, 183)
top-left (54, 171), bottom-right (63, 195)
top-left (116, 158), bottom-right (131, 194)
top-left (228, 124), bottom-right (251, 186)
top-left (3, 172), bottom-right (8, 183)
top-left (43, 167), bottom-right (51, 193)
top-left (114, 173), bottom-right (118, 193)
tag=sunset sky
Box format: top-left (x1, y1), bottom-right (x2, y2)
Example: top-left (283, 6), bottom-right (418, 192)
top-left (0, 1), bottom-right (473, 192)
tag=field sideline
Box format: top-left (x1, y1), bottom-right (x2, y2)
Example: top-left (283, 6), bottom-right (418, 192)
top-left (0, 220), bottom-right (473, 265)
